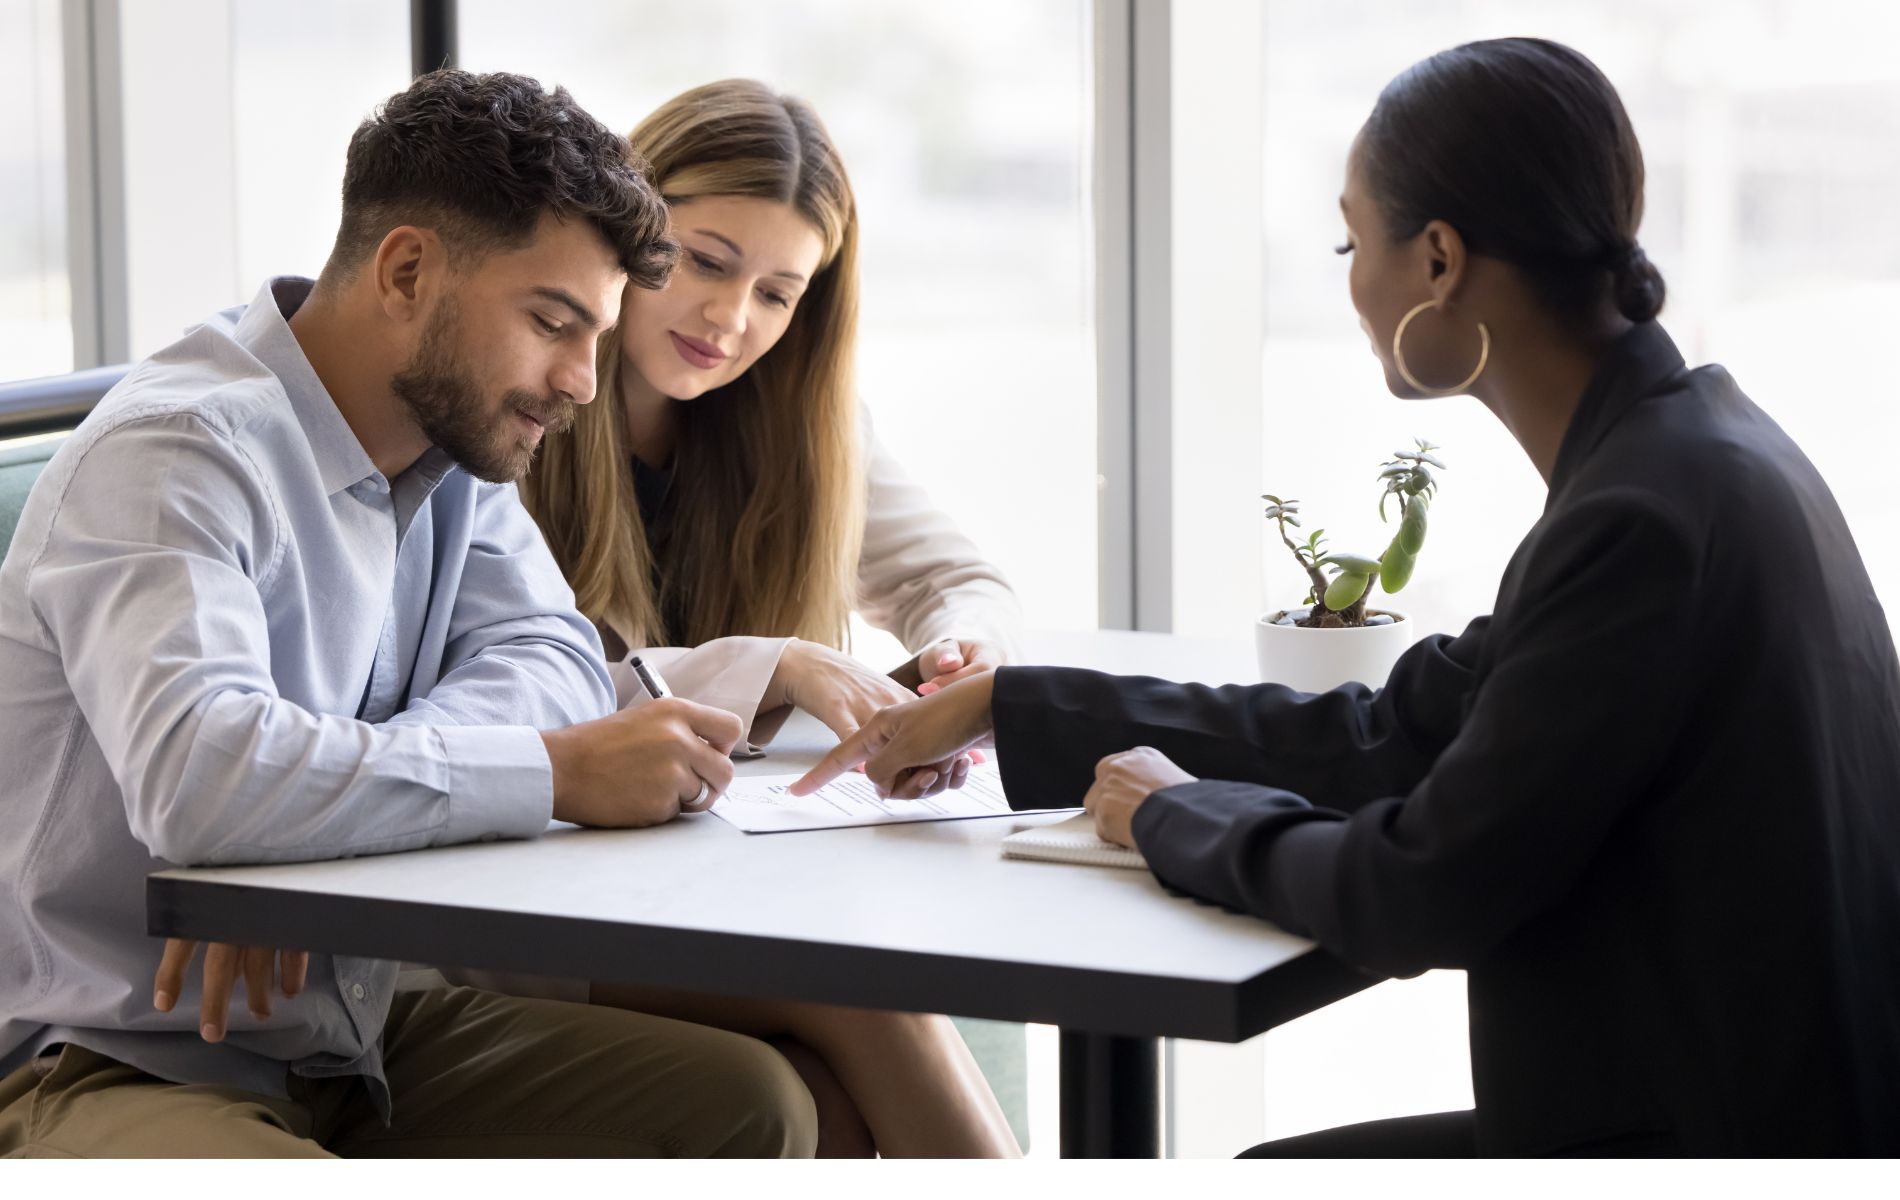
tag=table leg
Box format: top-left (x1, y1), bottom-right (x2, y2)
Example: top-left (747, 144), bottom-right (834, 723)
top-left (1058, 1030), bottom-right (1161, 1158)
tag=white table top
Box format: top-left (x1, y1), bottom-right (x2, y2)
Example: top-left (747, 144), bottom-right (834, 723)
top-left (149, 630), bottom-right (1370, 1040)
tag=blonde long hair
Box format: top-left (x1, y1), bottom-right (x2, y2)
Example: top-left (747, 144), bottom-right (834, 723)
top-left (521, 80), bottom-right (863, 655)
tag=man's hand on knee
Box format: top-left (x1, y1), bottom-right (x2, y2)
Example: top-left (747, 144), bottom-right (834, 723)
top-left (154, 938), bottom-right (308, 1042)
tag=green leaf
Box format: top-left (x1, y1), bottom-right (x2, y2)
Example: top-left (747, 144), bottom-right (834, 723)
top-left (1319, 552), bottom-right (1380, 575)
top-left (1399, 493), bottom-right (1428, 554)
top-left (1380, 542), bottom-right (1416, 592)
top-left (1324, 571), bottom-right (1371, 610)
top-left (1403, 465), bottom-right (1435, 495)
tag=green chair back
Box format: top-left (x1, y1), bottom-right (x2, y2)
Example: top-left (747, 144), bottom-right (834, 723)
top-left (0, 435), bottom-right (66, 568)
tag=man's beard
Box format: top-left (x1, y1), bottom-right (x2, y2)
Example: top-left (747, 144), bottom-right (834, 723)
top-left (390, 300), bottom-right (574, 484)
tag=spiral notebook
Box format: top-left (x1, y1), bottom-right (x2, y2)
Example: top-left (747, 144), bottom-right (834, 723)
top-left (1000, 813), bottom-right (1148, 871)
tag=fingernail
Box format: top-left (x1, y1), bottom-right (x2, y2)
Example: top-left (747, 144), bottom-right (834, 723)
top-left (153, 990), bottom-right (174, 1012)
top-left (201, 1024), bottom-right (224, 1043)
top-left (917, 772), bottom-right (938, 790)
top-left (971, 750), bottom-right (987, 764)
top-left (937, 655), bottom-right (958, 668)
top-left (919, 682), bottom-right (938, 695)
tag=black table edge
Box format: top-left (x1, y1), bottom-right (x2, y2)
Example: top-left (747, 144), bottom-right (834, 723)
top-left (149, 875), bottom-right (1378, 1043)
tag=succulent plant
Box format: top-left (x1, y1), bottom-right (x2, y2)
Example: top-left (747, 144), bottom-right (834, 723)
top-left (1262, 439), bottom-right (1444, 628)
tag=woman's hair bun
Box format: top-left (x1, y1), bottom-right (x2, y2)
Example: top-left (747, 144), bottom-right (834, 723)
top-left (1610, 243), bottom-right (1665, 323)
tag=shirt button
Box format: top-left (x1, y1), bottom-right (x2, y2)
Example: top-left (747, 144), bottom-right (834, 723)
top-left (351, 983), bottom-right (367, 1001)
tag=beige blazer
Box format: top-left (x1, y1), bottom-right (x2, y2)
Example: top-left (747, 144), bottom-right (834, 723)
top-left (607, 409), bottom-right (1023, 741)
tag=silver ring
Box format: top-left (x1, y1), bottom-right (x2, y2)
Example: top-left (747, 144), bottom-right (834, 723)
top-left (686, 780), bottom-right (711, 811)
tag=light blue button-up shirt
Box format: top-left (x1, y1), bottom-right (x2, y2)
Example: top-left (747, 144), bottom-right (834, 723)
top-left (0, 277), bottom-right (614, 1113)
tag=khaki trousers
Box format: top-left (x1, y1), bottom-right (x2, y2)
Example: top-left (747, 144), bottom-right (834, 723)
top-left (0, 981), bottom-right (816, 1158)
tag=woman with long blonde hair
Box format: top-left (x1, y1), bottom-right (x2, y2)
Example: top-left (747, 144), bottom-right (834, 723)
top-left (513, 80), bottom-right (1023, 1157)
top-left (523, 79), bottom-right (1018, 744)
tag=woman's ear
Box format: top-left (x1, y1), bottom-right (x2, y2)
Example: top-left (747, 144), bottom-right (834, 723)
top-left (1420, 219), bottom-right (1468, 303)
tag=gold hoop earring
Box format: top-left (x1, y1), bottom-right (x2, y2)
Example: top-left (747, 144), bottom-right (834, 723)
top-left (1392, 298), bottom-right (1491, 394)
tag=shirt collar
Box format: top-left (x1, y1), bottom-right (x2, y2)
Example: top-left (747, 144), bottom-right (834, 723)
top-left (233, 276), bottom-right (461, 502)
top-left (1547, 320), bottom-right (1689, 503)
top-left (233, 277), bottom-right (380, 497)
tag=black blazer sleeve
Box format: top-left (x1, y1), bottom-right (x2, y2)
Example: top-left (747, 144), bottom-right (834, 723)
top-left (1128, 494), bottom-right (1703, 977)
top-left (992, 614), bottom-right (1488, 816)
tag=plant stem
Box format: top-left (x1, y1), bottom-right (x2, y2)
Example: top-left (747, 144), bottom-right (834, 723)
top-left (1343, 590), bottom-right (1370, 624)
top-left (1275, 515), bottom-right (1331, 609)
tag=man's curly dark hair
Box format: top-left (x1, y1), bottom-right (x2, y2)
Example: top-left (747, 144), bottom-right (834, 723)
top-left (327, 70), bottom-right (674, 289)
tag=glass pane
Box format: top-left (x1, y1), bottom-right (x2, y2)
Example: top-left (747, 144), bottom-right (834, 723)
top-left (228, 0), bottom-right (413, 291)
top-left (1262, 0), bottom-right (1900, 641)
top-left (0, 0), bottom-right (71, 380)
top-left (115, 0), bottom-right (408, 358)
top-left (461, 0), bottom-right (1100, 634)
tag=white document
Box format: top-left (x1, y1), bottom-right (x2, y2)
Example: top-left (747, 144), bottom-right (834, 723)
top-left (710, 760), bottom-right (1057, 834)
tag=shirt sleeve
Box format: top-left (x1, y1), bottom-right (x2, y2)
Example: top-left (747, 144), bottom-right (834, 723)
top-left (990, 615), bottom-right (1488, 814)
top-left (1130, 494), bottom-right (1702, 978)
top-left (385, 480), bottom-right (615, 732)
top-left (24, 415), bottom-right (551, 867)
top-left (854, 411), bottom-right (1024, 662)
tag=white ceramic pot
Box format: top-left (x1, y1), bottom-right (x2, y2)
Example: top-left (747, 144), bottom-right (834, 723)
top-left (1254, 607), bottom-right (1416, 692)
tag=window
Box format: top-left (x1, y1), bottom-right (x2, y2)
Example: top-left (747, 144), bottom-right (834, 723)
top-left (1260, 0), bottom-right (1900, 641)
top-left (0, 0), bottom-right (70, 380)
top-left (114, 0), bottom-right (408, 358)
top-left (461, 0), bottom-right (1101, 637)
top-left (41, 2), bottom-right (1098, 636)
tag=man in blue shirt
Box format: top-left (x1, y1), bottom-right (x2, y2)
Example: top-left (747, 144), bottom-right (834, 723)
top-left (0, 70), bottom-right (814, 1157)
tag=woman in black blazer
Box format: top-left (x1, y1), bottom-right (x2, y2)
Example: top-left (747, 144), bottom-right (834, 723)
top-left (795, 37), bottom-right (1900, 1156)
